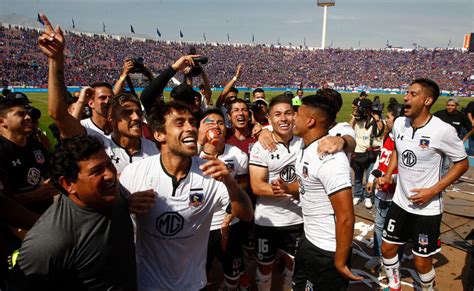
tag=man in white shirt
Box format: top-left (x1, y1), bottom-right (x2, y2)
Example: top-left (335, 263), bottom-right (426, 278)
top-left (377, 78), bottom-right (468, 291)
top-left (120, 102), bottom-right (253, 290)
top-left (249, 95), bottom-right (304, 291)
top-left (271, 93), bottom-right (362, 290)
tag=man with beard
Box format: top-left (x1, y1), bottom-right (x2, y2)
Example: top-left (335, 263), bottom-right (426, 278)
top-left (119, 102), bottom-right (253, 290)
top-left (40, 15), bottom-right (158, 174)
top-left (79, 82), bottom-right (113, 138)
top-left (377, 79), bottom-right (468, 291)
top-left (249, 95), bottom-right (303, 291)
top-left (271, 94), bottom-right (362, 290)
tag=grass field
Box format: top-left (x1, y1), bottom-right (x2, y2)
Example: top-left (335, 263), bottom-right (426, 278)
top-left (26, 90), bottom-right (472, 149)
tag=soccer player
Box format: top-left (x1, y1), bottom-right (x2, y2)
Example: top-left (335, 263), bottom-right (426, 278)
top-left (271, 94), bottom-right (362, 290)
top-left (377, 78), bottom-right (469, 291)
top-left (198, 108), bottom-right (249, 290)
top-left (40, 15), bottom-right (158, 174)
top-left (119, 102), bottom-right (253, 290)
top-left (248, 95), bottom-right (303, 291)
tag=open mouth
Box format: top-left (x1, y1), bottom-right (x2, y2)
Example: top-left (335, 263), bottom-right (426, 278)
top-left (182, 136), bottom-right (197, 146)
top-left (279, 123), bottom-right (290, 130)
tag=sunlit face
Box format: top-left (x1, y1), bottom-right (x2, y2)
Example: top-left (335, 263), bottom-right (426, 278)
top-left (204, 113), bottom-right (226, 140)
top-left (297, 89), bottom-right (303, 97)
top-left (0, 105), bottom-right (33, 135)
top-left (89, 86), bottom-right (113, 117)
top-left (155, 109), bottom-right (198, 157)
top-left (270, 103), bottom-right (294, 137)
top-left (253, 91), bottom-right (265, 101)
top-left (110, 101), bottom-right (143, 138)
top-left (446, 101), bottom-right (457, 114)
top-left (293, 104), bottom-right (310, 137)
top-left (228, 102), bottom-right (249, 129)
top-left (68, 150), bottom-right (118, 209)
top-left (403, 83), bottom-right (432, 118)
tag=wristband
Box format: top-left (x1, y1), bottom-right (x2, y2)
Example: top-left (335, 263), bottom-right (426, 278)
top-left (232, 76), bottom-right (237, 82)
top-left (119, 75), bottom-right (126, 82)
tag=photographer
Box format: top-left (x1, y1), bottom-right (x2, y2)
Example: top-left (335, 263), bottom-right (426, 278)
top-left (113, 58), bottom-right (154, 95)
top-left (350, 99), bottom-right (384, 209)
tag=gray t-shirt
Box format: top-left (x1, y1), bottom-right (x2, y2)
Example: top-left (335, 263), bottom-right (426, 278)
top-left (17, 188), bottom-right (136, 290)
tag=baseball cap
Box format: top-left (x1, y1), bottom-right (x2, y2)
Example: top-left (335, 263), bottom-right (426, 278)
top-left (0, 92), bottom-right (32, 106)
top-left (360, 91), bottom-right (368, 97)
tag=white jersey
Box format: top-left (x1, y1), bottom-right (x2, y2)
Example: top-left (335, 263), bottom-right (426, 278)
top-left (80, 117), bottom-right (110, 139)
top-left (85, 128), bottom-right (159, 174)
top-left (329, 122), bottom-right (356, 160)
top-left (249, 136), bottom-right (303, 227)
top-left (120, 155), bottom-right (228, 291)
top-left (392, 116), bottom-right (467, 216)
top-left (296, 138), bottom-right (352, 252)
top-left (200, 144), bottom-right (248, 231)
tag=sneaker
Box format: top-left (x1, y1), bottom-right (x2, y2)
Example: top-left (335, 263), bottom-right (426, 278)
top-left (353, 198), bottom-right (360, 206)
top-left (364, 257), bottom-right (382, 274)
top-left (364, 198), bottom-right (373, 209)
top-left (380, 287), bottom-right (402, 291)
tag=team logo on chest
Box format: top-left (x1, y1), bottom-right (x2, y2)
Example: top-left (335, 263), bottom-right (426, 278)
top-left (401, 150), bottom-right (417, 167)
top-left (280, 165), bottom-right (296, 182)
top-left (189, 188), bottom-right (205, 207)
top-left (33, 150), bottom-right (45, 164)
top-left (419, 137), bottom-right (430, 150)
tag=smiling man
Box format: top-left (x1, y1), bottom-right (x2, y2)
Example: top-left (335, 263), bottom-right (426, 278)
top-left (14, 135), bottom-right (137, 290)
top-left (119, 102), bottom-right (253, 290)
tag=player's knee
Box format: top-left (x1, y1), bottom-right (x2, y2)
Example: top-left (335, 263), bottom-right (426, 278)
top-left (256, 262), bottom-right (273, 275)
top-left (413, 256), bottom-right (432, 273)
top-left (381, 242), bottom-right (398, 258)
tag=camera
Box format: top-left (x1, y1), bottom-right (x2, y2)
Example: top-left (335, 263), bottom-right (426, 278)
top-left (187, 47), bottom-right (208, 77)
top-left (354, 106), bottom-right (367, 121)
top-left (130, 57), bottom-right (145, 73)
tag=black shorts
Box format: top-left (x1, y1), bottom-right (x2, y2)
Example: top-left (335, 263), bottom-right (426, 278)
top-left (293, 237), bottom-right (350, 291)
top-left (254, 223), bottom-right (303, 264)
top-left (239, 220), bottom-right (255, 251)
top-left (382, 202), bottom-right (442, 257)
top-left (206, 222), bottom-right (244, 280)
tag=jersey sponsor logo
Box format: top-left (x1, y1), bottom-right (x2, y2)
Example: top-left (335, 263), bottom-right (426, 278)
top-left (418, 233), bottom-right (429, 246)
top-left (397, 134), bottom-right (404, 140)
top-left (401, 150), bottom-right (417, 167)
top-left (270, 153), bottom-right (280, 160)
top-left (419, 138), bottom-right (430, 149)
top-left (110, 154), bottom-right (120, 163)
top-left (33, 150), bottom-right (45, 164)
top-left (156, 212), bottom-right (184, 236)
top-left (280, 165), bottom-right (296, 182)
top-left (26, 168), bottom-right (41, 185)
top-left (418, 247), bottom-right (427, 253)
top-left (189, 193), bottom-right (204, 207)
top-left (11, 159), bottom-right (21, 167)
top-left (318, 152), bottom-right (330, 161)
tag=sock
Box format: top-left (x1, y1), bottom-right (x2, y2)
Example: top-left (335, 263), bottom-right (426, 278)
top-left (224, 278), bottom-right (239, 291)
top-left (282, 266), bottom-right (294, 291)
top-left (255, 268), bottom-right (272, 291)
top-left (382, 255), bottom-right (401, 289)
top-left (418, 267), bottom-right (435, 291)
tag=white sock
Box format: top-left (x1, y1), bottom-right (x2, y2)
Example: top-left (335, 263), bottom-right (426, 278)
top-left (382, 255), bottom-right (401, 289)
top-left (282, 266), bottom-right (294, 291)
top-left (255, 267), bottom-right (272, 291)
top-left (224, 278), bottom-right (239, 291)
top-left (418, 267), bottom-right (435, 291)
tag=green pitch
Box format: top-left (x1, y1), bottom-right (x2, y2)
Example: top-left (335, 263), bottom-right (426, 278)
top-left (26, 90), bottom-right (471, 150)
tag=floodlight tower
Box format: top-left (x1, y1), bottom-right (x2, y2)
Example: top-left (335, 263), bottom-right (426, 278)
top-left (317, 0), bottom-right (335, 49)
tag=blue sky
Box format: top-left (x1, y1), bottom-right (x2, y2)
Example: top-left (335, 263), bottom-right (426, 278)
top-left (1, 0), bottom-right (472, 48)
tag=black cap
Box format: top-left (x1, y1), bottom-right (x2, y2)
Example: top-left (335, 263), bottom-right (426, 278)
top-left (170, 84), bottom-right (200, 106)
top-left (360, 91), bottom-right (368, 97)
top-left (0, 92), bottom-right (32, 106)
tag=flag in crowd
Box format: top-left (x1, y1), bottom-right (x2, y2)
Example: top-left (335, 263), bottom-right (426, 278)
top-left (156, 28), bottom-right (161, 37)
top-left (130, 25), bottom-right (135, 34)
top-left (203, 32), bottom-right (206, 41)
top-left (180, 30), bottom-right (183, 38)
top-left (72, 18), bottom-right (75, 29)
top-left (37, 13), bottom-right (44, 25)
top-left (103, 22), bottom-right (105, 32)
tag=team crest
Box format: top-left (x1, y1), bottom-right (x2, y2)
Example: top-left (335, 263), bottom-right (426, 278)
top-left (33, 150), bottom-right (45, 164)
top-left (418, 234), bottom-right (429, 246)
top-left (302, 165), bottom-right (308, 178)
top-left (419, 138), bottom-right (430, 149)
top-left (225, 159), bottom-right (235, 171)
top-left (189, 193), bottom-right (204, 207)
top-left (27, 167), bottom-right (41, 186)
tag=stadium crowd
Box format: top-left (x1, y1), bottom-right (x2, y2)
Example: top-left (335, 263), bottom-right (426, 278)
top-left (0, 14), bottom-right (473, 291)
top-left (1, 24), bottom-right (473, 94)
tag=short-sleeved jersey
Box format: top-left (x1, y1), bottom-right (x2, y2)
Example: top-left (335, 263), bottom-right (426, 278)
top-left (392, 116), bottom-right (467, 216)
top-left (329, 122), bottom-right (355, 139)
top-left (200, 144), bottom-right (248, 230)
top-left (86, 128), bottom-right (159, 174)
top-left (249, 136), bottom-right (303, 227)
top-left (119, 154), bottom-right (228, 291)
top-left (295, 139), bottom-right (352, 252)
top-left (80, 118), bottom-right (111, 139)
top-left (17, 191), bottom-right (136, 290)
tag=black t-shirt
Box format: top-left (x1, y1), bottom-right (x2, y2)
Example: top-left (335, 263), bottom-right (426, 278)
top-left (466, 101), bottom-right (474, 116)
top-left (433, 109), bottom-right (472, 138)
top-left (17, 189), bottom-right (136, 290)
top-left (0, 135), bottom-right (51, 213)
